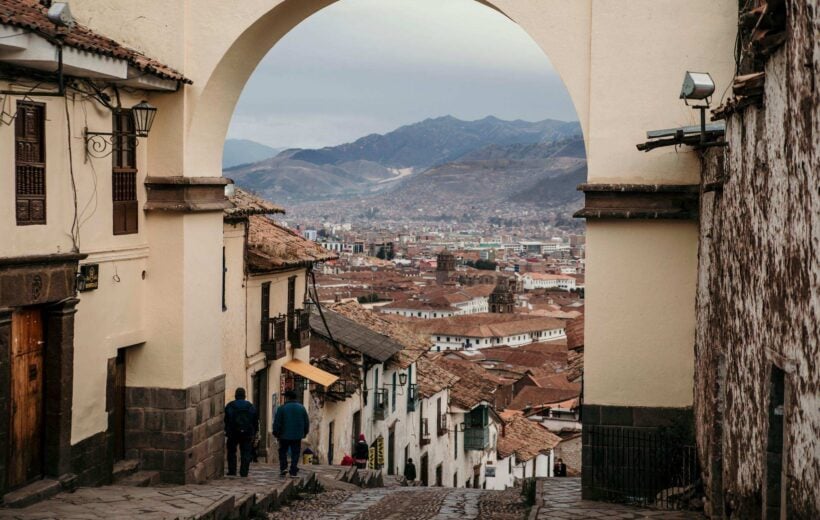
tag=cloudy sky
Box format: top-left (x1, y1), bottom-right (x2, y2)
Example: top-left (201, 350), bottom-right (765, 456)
top-left (228, 0), bottom-right (578, 149)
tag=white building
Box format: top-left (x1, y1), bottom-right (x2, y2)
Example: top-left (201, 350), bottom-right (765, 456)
top-left (521, 273), bottom-right (577, 291)
top-left (412, 314), bottom-right (566, 351)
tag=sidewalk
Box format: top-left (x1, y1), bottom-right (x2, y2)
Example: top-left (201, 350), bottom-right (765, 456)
top-left (531, 478), bottom-right (705, 519)
top-left (0, 464), bottom-right (315, 520)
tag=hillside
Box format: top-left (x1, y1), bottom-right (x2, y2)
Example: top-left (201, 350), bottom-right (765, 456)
top-left (222, 139), bottom-right (282, 168)
top-left (225, 116), bottom-right (582, 203)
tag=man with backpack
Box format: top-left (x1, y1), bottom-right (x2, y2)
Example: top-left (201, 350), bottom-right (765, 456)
top-left (272, 389), bottom-right (310, 477)
top-left (224, 387), bottom-right (259, 477)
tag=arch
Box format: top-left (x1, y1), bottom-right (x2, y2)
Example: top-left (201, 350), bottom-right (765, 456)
top-left (183, 0), bottom-right (592, 178)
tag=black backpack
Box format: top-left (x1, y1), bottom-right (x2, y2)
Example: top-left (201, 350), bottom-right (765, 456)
top-left (233, 404), bottom-right (255, 436)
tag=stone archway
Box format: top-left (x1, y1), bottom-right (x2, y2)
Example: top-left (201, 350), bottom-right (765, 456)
top-left (181, 0), bottom-right (593, 179)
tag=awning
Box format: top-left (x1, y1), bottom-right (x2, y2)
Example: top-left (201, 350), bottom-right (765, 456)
top-left (283, 359), bottom-right (339, 387)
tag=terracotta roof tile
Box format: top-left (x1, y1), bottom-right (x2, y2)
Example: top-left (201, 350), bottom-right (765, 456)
top-left (497, 415), bottom-right (562, 461)
top-left (434, 357), bottom-right (500, 410)
top-left (410, 313), bottom-right (565, 339)
top-left (416, 355), bottom-right (459, 398)
top-left (225, 187), bottom-right (285, 219)
top-left (0, 0), bottom-right (190, 83)
top-left (566, 315), bottom-right (584, 349)
top-left (246, 216), bottom-right (338, 272)
top-left (507, 385), bottom-right (581, 411)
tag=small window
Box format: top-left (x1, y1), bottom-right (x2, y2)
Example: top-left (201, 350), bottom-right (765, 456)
top-left (15, 101), bottom-right (46, 225)
top-left (112, 110), bottom-right (138, 235)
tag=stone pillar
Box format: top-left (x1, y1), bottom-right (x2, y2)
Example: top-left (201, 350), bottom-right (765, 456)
top-left (43, 298), bottom-right (79, 480)
top-left (125, 374), bottom-right (225, 484)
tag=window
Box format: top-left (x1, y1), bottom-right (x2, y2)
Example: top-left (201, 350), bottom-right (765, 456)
top-left (260, 282), bottom-right (271, 344)
top-left (287, 276), bottom-right (297, 334)
top-left (112, 110), bottom-right (138, 235)
top-left (15, 101), bottom-right (46, 225)
top-left (392, 372), bottom-right (397, 412)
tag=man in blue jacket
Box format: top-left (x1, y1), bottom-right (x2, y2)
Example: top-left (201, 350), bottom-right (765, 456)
top-left (224, 387), bottom-right (258, 477)
top-left (273, 389), bottom-right (310, 477)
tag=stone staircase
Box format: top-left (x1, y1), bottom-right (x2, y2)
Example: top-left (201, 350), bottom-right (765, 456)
top-left (310, 464), bottom-right (389, 489)
top-left (111, 459), bottom-right (160, 487)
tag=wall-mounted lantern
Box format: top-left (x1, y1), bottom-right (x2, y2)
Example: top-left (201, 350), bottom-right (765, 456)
top-left (398, 372), bottom-right (408, 386)
top-left (84, 100), bottom-right (157, 159)
top-left (76, 263), bottom-right (99, 292)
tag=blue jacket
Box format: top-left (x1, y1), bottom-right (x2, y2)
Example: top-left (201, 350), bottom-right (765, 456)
top-left (273, 400), bottom-right (310, 441)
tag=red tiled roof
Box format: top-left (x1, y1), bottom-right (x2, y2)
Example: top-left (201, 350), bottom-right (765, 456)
top-left (434, 357), bottom-right (500, 410)
top-left (416, 355), bottom-right (458, 399)
top-left (247, 216), bottom-right (338, 272)
top-left (0, 0), bottom-right (190, 83)
top-left (410, 313), bottom-right (565, 339)
top-left (497, 415), bottom-right (561, 461)
top-left (507, 385), bottom-right (581, 411)
top-left (566, 315), bottom-right (584, 350)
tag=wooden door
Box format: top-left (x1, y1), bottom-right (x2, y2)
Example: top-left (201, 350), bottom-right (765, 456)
top-left (420, 453), bottom-right (429, 486)
top-left (352, 410), bottom-right (361, 453)
top-left (387, 429), bottom-right (395, 475)
top-left (113, 350), bottom-right (126, 461)
top-left (9, 309), bottom-right (44, 488)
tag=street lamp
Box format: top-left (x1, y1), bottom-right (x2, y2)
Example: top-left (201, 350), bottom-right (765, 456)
top-left (399, 372), bottom-right (408, 386)
top-left (84, 100), bottom-right (158, 159)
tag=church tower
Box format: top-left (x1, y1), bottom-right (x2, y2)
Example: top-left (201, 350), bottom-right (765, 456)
top-left (489, 279), bottom-right (515, 313)
top-left (436, 252), bottom-right (455, 285)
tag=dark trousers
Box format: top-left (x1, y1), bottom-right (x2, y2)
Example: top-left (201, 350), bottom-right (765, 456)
top-left (227, 435), bottom-right (253, 477)
top-left (278, 439), bottom-right (301, 476)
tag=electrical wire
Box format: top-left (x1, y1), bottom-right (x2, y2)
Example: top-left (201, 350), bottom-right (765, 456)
top-left (64, 93), bottom-right (80, 252)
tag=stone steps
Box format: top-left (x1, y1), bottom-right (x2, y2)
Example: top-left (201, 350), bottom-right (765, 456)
top-left (1, 479), bottom-right (62, 509)
top-left (114, 470), bottom-right (161, 487)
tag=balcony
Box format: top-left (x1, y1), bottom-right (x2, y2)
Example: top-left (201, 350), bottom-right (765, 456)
top-left (289, 308), bottom-right (311, 348)
top-left (261, 315), bottom-right (287, 360)
top-left (464, 425), bottom-right (490, 450)
top-left (407, 383), bottom-right (418, 411)
top-left (373, 389), bottom-right (388, 420)
top-left (420, 417), bottom-right (431, 446)
top-left (437, 413), bottom-right (448, 436)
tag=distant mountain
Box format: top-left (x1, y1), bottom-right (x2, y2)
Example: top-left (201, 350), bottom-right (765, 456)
top-left (225, 116), bottom-right (582, 203)
top-left (222, 139), bottom-right (282, 169)
top-left (373, 137), bottom-right (587, 211)
top-left (288, 115), bottom-right (581, 169)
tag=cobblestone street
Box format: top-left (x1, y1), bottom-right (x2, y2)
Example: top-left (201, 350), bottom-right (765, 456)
top-left (268, 486), bottom-right (527, 520)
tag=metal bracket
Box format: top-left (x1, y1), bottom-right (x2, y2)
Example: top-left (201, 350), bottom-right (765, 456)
top-left (84, 127), bottom-right (139, 161)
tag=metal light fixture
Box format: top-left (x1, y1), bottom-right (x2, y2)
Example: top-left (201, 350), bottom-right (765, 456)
top-left (84, 100), bottom-right (157, 159)
top-left (131, 100), bottom-right (157, 137)
top-left (398, 372), bottom-right (408, 386)
top-left (680, 71), bottom-right (715, 102)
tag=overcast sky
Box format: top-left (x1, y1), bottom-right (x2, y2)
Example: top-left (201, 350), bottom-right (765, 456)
top-left (228, 0), bottom-right (578, 149)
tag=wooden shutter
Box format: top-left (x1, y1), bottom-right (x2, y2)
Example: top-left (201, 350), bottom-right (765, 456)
top-left (15, 102), bottom-right (46, 225)
top-left (112, 110), bottom-right (138, 235)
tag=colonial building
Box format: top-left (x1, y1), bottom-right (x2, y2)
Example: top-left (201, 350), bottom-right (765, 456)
top-left (222, 186), bottom-right (338, 461)
top-left (413, 314), bottom-right (566, 351)
top-left (520, 273), bottom-right (577, 291)
top-left (0, 1), bottom-right (205, 497)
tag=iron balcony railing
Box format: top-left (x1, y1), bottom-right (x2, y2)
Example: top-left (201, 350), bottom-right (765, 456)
top-left (438, 413), bottom-right (448, 436)
top-left (289, 308), bottom-right (311, 348)
top-left (407, 383), bottom-right (418, 411)
top-left (261, 315), bottom-right (286, 360)
top-left (420, 417), bottom-right (431, 446)
top-left (464, 426), bottom-right (490, 451)
top-left (373, 389), bottom-right (388, 420)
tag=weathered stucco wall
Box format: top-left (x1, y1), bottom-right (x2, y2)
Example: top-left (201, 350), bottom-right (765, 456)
top-left (695, 2), bottom-right (819, 517)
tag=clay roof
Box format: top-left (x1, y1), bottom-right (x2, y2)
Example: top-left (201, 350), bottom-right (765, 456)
top-left (507, 385), bottom-right (581, 411)
top-left (312, 301), bottom-right (429, 368)
top-left (566, 315), bottom-right (584, 350)
top-left (416, 355), bottom-right (459, 399)
top-left (383, 299), bottom-right (457, 311)
top-left (497, 415), bottom-right (561, 461)
top-left (247, 216), bottom-right (338, 272)
top-left (410, 313), bottom-right (565, 339)
top-left (529, 373), bottom-right (581, 392)
top-left (0, 0), bottom-right (190, 83)
top-left (434, 357), bottom-right (500, 410)
top-left (225, 187), bottom-right (285, 219)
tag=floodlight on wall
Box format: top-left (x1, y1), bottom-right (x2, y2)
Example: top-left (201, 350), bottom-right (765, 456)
top-left (680, 71), bottom-right (715, 103)
top-left (84, 101), bottom-right (158, 160)
top-left (47, 2), bottom-right (75, 29)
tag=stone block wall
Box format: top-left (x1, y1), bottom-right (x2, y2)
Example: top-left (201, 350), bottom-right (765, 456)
top-left (125, 374), bottom-right (225, 484)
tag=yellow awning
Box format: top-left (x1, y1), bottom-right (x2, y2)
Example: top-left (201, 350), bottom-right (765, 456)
top-left (283, 359), bottom-right (339, 387)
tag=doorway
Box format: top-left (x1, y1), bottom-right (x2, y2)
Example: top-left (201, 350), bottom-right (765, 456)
top-left (252, 368), bottom-right (268, 459)
top-left (328, 420), bottom-right (335, 465)
top-left (435, 463), bottom-right (442, 487)
top-left (112, 349), bottom-right (127, 461)
top-left (765, 365), bottom-right (786, 519)
top-left (420, 453), bottom-right (429, 486)
top-left (9, 308), bottom-right (45, 488)
top-left (352, 410), bottom-right (361, 453)
top-left (387, 428), bottom-right (395, 475)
